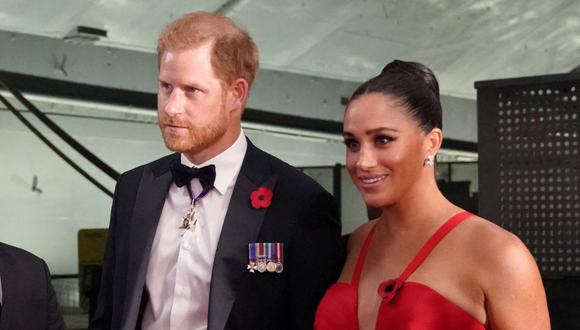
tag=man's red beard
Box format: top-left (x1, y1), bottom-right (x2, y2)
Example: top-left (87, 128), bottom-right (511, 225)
top-left (158, 106), bottom-right (229, 156)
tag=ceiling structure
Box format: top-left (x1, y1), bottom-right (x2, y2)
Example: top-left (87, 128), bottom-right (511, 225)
top-left (0, 0), bottom-right (578, 99)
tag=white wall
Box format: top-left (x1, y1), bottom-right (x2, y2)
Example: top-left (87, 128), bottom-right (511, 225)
top-left (0, 30), bottom-right (478, 142)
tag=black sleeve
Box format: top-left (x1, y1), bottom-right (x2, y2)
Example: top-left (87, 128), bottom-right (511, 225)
top-left (89, 178), bottom-right (121, 330)
top-left (42, 260), bottom-right (66, 330)
top-left (287, 190), bottom-right (345, 330)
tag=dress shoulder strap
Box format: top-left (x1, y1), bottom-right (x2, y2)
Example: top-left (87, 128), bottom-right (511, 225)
top-left (399, 211), bottom-right (473, 282)
top-left (351, 224), bottom-right (377, 287)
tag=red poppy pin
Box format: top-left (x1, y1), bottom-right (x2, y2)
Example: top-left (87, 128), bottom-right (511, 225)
top-left (250, 187), bottom-right (273, 209)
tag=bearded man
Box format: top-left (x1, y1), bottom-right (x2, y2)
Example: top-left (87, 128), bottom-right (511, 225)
top-left (90, 11), bottom-right (343, 330)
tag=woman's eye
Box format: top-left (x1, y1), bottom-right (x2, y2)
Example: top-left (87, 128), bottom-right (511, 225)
top-left (375, 135), bottom-right (392, 145)
top-left (343, 139), bottom-right (360, 151)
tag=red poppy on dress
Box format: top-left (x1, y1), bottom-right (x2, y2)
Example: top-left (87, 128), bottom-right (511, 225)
top-left (250, 187), bottom-right (273, 209)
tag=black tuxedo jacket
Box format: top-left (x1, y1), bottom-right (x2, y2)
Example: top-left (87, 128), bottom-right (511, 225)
top-left (90, 140), bottom-right (344, 330)
top-left (0, 243), bottom-right (65, 330)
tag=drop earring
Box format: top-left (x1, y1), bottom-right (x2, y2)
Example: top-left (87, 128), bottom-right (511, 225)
top-left (424, 155), bottom-right (434, 166)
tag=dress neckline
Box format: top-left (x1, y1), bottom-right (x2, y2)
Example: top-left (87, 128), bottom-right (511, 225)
top-left (351, 211), bottom-right (473, 289)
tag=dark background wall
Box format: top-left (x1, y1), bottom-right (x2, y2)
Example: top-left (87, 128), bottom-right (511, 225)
top-left (476, 73), bottom-right (580, 329)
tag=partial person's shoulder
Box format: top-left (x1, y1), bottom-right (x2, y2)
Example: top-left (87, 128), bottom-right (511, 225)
top-left (0, 242), bottom-right (45, 267)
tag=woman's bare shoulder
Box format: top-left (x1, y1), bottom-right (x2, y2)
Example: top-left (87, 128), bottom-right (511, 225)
top-left (462, 217), bottom-right (549, 328)
top-left (461, 215), bottom-right (540, 284)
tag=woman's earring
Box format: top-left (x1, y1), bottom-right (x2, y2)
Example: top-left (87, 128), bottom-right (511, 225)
top-left (424, 155), bottom-right (434, 166)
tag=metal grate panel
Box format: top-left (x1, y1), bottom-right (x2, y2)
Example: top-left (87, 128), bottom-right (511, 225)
top-left (476, 74), bottom-right (580, 276)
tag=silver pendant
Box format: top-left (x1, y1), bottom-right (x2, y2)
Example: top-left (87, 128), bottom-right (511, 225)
top-left (180, 204), bottom-right (198, 230)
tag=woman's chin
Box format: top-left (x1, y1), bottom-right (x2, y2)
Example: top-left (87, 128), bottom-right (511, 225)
top-left (362, 196), bottom-right (390, 209)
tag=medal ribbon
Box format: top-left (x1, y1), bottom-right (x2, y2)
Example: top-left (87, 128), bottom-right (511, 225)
top-left (249, 243), bottom-right (256, 264)
top-left (276, 243), bottom-right (283, 264)
top-left (179, 183), bottom-right (213, 230)
top-left (247, 242), bottom-right (284, 273)
top-left (258, 242), bottom-right (265, 259)
top-left (266, 243), bottom-right (272, 262)
top-left (185, 183), bottom-right (212, 207)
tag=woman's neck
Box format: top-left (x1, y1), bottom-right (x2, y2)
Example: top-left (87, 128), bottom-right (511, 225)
top-left (377, 179), bottom-right (458, 235)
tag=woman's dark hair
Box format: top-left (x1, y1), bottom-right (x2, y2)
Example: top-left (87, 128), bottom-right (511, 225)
top-left (349, 60), bottom-right (442, 132)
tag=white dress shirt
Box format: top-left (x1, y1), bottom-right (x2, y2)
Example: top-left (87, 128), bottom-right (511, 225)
top-left (142, 131), bottom-right (247, 330)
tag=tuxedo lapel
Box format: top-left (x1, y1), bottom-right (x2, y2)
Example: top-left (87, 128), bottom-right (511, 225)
top-left (208, 141), bottom-right (278, 330)
top-left (121, 154), bottom-right (176, 328)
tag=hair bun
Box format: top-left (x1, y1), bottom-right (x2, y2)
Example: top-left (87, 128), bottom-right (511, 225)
top-left (379, 60), bottom-right (439, 97)
top-left (380, 59), bottom-right (405, 75)
top-left (349, 59), bottom-right (442, 132)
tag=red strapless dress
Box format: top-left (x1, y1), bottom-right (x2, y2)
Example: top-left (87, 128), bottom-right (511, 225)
top-left (315, 211), bottom-right (486, 330)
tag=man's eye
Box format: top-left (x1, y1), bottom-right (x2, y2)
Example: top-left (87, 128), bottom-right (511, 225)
top-left (186, 86), bottom-right (199, 93)
top-left (160, 83), bottom-right (172, 91)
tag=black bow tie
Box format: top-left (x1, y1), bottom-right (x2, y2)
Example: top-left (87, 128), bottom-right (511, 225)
top-left (170, 160), bottom-right (216, 191)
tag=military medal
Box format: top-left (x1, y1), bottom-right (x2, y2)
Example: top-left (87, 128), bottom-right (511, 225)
top-left (180, 202), bottom-right (199, 230)
top-left (256, 243), bottom-right (267, 273)
top-left (248, 242), bottom-right (284, 274)
top-left (247, 243), bottom-right (257, 272)
top-left (180, 205), bottom-right (193, 229)
top-left (275, 242), bottom-right (284, 273)
top-left (266, 243), bottom-right (277, 272)
top-left (266, 262), bottom-right (277, 272)
top-left (179, 181), bottom-right (212, 231)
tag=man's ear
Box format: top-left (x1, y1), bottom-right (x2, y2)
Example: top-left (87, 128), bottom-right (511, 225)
top-left (226, 78), bottom-right (249, 113)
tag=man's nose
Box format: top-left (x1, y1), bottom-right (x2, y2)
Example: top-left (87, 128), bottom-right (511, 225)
top-left (162, 89), bottom-right (185, 115)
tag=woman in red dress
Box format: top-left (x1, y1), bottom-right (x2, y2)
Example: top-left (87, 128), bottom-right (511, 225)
top-left (315, 60), bottom-right (550, 330)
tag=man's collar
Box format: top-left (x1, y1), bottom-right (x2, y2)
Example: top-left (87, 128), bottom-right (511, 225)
top-left (180, 130), bottom-right (247, 194)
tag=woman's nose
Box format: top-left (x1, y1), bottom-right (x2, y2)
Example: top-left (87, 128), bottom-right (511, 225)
top-left (356, 146), bottom-right (378, 170)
